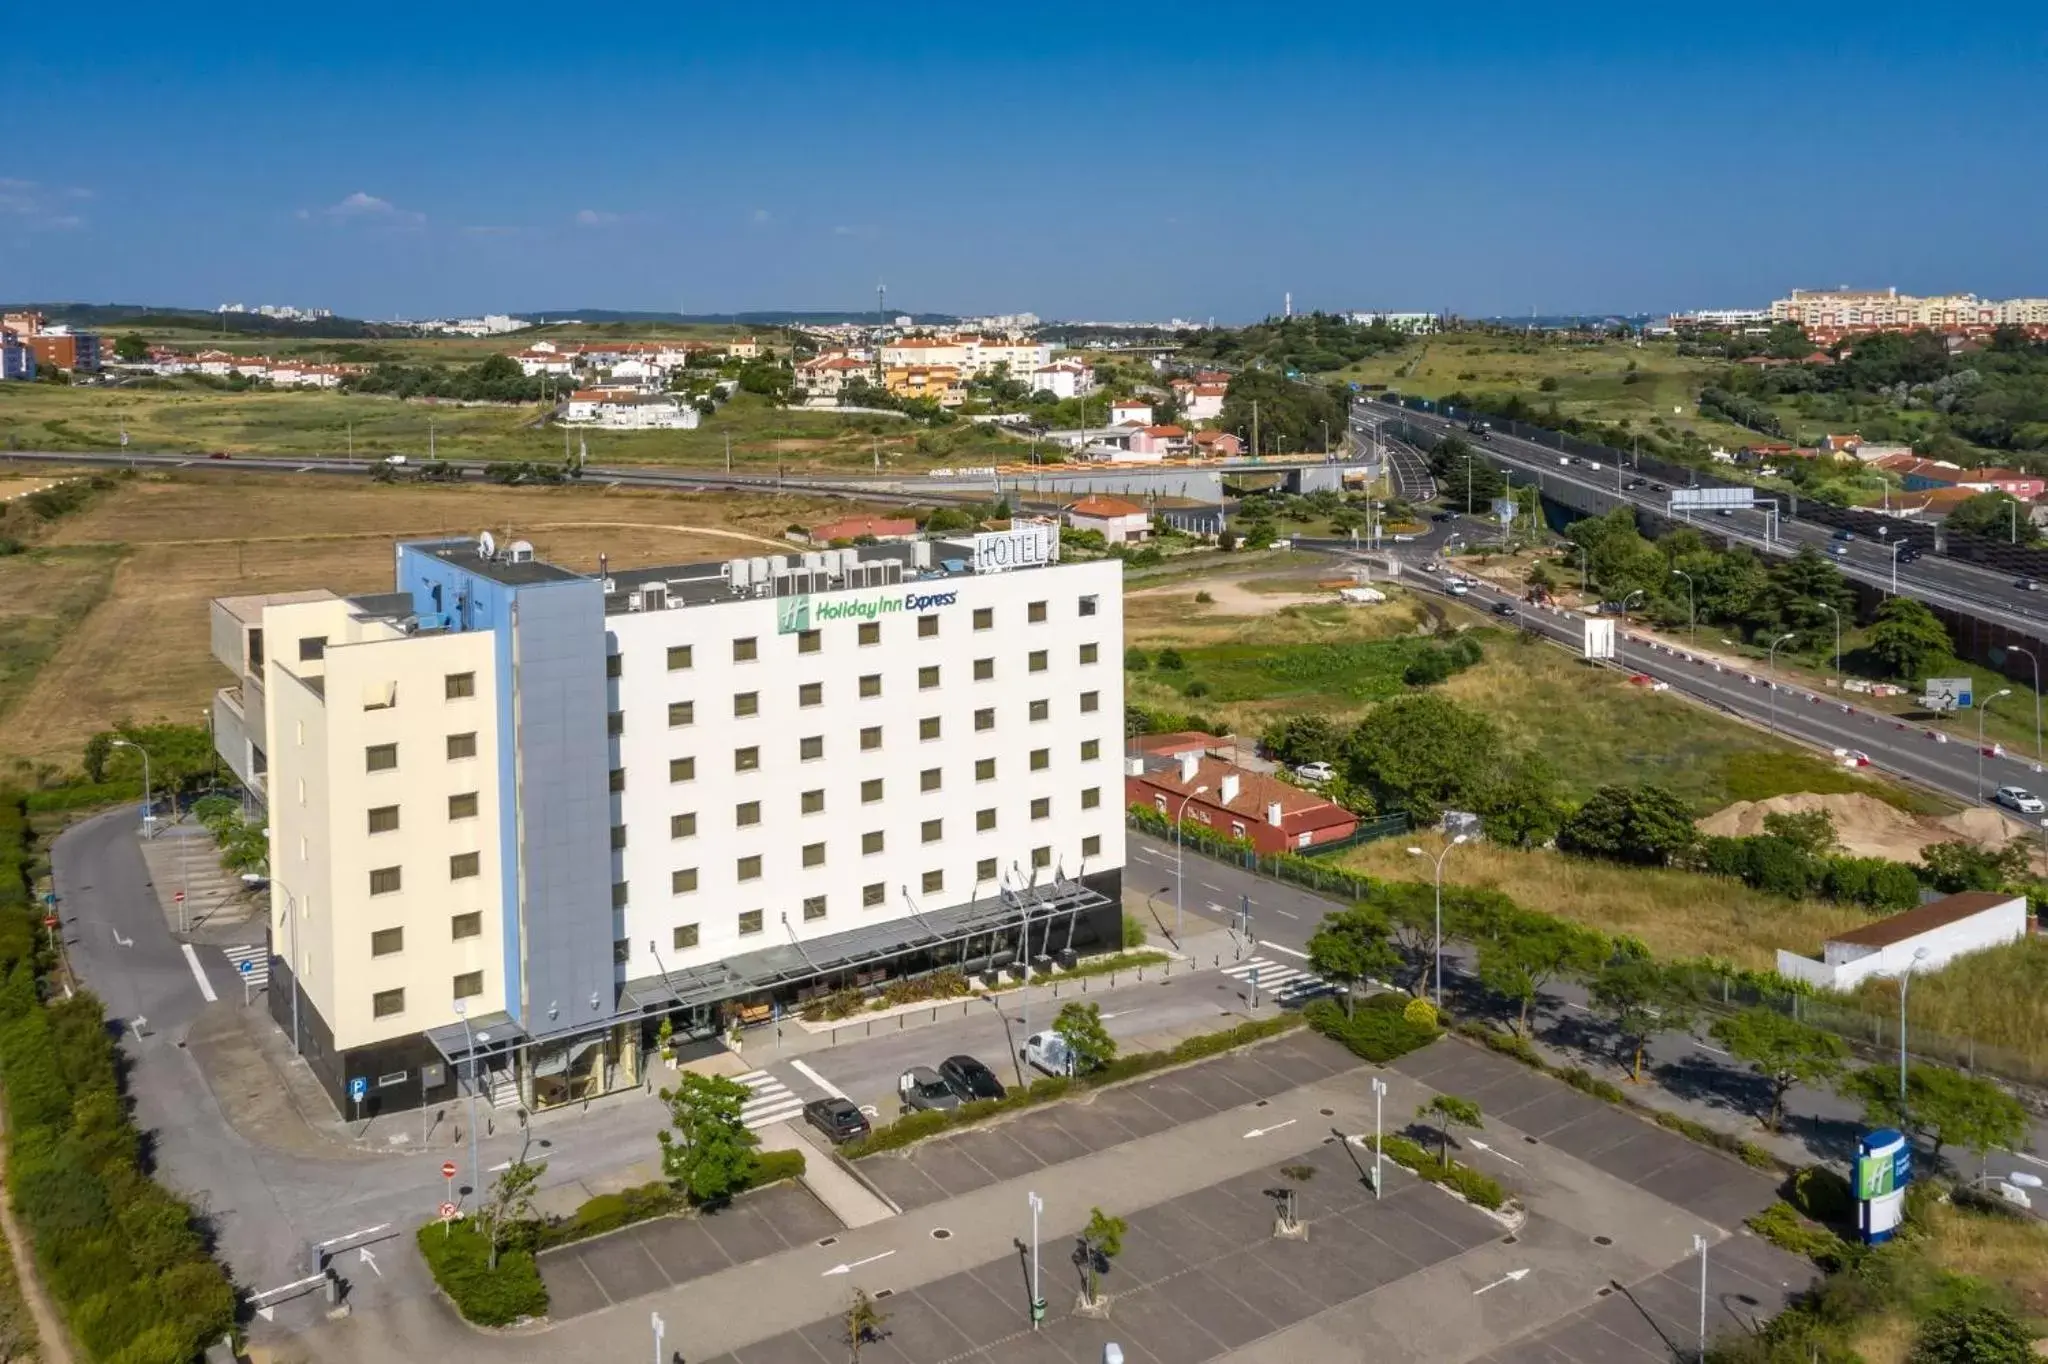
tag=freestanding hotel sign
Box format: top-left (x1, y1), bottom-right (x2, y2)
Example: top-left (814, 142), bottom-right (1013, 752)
top-left (1856, 1128), bottom-right (1912, 1244)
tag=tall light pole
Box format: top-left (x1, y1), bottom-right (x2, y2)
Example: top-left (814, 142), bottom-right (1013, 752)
top-left (1812, 601), bottom-right (1841, 679)
top-left (1172, 784), bottom-right (1210, 943)
top-left (1692, 1233), bottom-right (1708, 1359)
top-left (1369, 1077), bottom-right (1387, 1200)
top-left (1766, 633), bottom-right (1796, 733)
top-left (1406, 835), bottom-right (1468, 1008)
top-left (1887, 540), bottom-right (1906, 596)
top-left (1027, 1191), bottom-right (1045, 1328)
top-left (1978, 688), bottom-right (2013, 800)
top-left (1619, 588), bottom-right (1645, 622)
top-left (1899, 946), bottom-right (1930, 1109)
top-left (453, 1002), bottom-right (486, 1211)
top-left (108, 737), bottom-right (154, 838)
top-left (1671, 569), bottom-right (1695, 641)
top-left (2004, 645), bottom-right (2043, 768)
top-left (652, 1311), bottom-right (665, 1364)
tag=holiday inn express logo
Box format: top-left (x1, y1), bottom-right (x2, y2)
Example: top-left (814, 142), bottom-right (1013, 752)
top-left (777, 587), bottom-right (959, 634)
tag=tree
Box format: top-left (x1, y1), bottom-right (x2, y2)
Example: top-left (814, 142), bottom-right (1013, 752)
top-left (844, 1285), bottom-right (889, 1362)
top-left (1076, 1207), bottom-right (1125, 1305)
top-left (1909, 1304), bottom-right (2035, 1364)
top-left (1345, 693), bottom-right (1504, 822)
top-left (1155, 648), bottom-right (1185, 671)
top-left (479, 1157), bottom-right (546, 1270)
top-left (1260, 714), bottom-right (1343, 767)
top-left (1709, 1009), bottom-right (1847, 1132)
top-left (1589, 954), bottom-right (1690, 1081)
top-left (1557, 784), bottom-right (1699, 866)
top-left (1476, 917), bottom-right (1606, 1036)
top-left (655, 1072), bottom-right (759, 1203)
top-left (1841, 1063), bottom-right (2029, 1168)
top-left (1416, 1095), bottom-right (1482, 1165)
top-left (1919, 838), bottom-right (2029, 893)
top-left (1477, 756), bottom-right (1567, 850)
top-left (1052, 1001), bottom-right (1116, 1074)
top-left (1868, 596), bottom-right (1953, 682)
top-left (1760, 809), bottom-right (1838, 857)
top-left (1124, 646), bottom-right (1149, 672)
top-left (1944, 490), bottom-right (2040, 547)
top-left (114, 332), bottom-right (150, 363)
top-left (1306, 907), bottom-right (1401, 1018)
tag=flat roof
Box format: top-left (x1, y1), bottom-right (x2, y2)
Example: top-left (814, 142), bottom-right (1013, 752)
top-left (1828, 891), bottom-right (2022, 949)
top-left (407, 537), bottom-right (584, 587)
top-left (214, 588), bottom-right (338, 626)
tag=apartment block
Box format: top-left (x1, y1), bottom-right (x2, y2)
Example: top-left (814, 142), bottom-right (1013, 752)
top-left (211, 527), bottom-right (1124, 1116)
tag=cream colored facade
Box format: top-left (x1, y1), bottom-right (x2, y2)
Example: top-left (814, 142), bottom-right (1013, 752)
top-left (263, 597), bottom-right (507, 1053)
top-left (1770, 288), bottom-right (2048, 329)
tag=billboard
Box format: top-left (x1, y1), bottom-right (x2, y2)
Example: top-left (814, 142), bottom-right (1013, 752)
top-left (1923, 676), bottom-right (1974, 711)
top-left (1490, 497), bottom-right (1517, 526)
top-left (1582, 617), bottom-right (1616, 661)
top-left (1857, 1129), bottom-right (1912, 1244)
top-left (1669, 486), bottom-right (1756, 512)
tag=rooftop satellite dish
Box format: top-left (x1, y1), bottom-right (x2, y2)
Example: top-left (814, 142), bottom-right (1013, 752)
top-left (477, 530), bottom-right (497, 561)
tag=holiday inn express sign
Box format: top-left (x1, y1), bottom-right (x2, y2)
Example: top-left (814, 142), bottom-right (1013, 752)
top-left (778, 586), bottom-right (959, 634)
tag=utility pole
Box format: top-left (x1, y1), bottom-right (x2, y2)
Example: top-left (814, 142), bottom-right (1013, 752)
top-left (1252, 399), bottom-right (1259, 459)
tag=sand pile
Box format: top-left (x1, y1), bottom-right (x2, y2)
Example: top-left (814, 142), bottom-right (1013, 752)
top-left (1697, 792), bottom-right (2026, 864)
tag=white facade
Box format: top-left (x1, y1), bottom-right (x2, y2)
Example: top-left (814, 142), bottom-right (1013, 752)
top-left (1775, 893), bottom-right (2029, 991)
top-left (1109, 400), bottom-right (1153, 427)
top-left (561, 395), bottom-right (701, 429)
top-left (1029, 363), bottom-right (1094, 400)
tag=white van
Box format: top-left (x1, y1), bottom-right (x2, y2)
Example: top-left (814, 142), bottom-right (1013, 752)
top-left (1021, 1031), bottom-right (1075, 1077)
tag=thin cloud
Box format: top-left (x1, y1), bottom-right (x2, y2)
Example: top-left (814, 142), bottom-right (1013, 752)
top-left (750, 207), bottom-right (772, 225)
top-left (312, 191), bottom-right (426, 226)
top-left (463, 224), bottom-right (522, 236)
top-left (0, 177), bottom-right (89, 230)
top-left (574, 209), bottom-right (621, 227)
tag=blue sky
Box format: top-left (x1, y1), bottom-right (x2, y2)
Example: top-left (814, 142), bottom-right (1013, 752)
top-left (6, 2), bottom-right (2044, 321)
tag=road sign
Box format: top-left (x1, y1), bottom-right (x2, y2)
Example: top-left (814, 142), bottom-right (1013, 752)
top-left (237, 958), bottom-right (253, 976)
top-left (1669, 485), bottom-right (1755, 512)
top-left (348, 1076), bottom-right (368, 1102)
top-left (41, 916), bottom-right (56, 929)
top-left (438, 1201), bottom-right (459, 1220)
top-left (1924, 676), bottom-right (1973, 712)
top-left (174, 890), bottom-right (185, 904)
top-left (442, 1161), bottom-right (458, 1180)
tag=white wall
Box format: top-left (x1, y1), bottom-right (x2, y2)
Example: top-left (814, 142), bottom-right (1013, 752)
top-left (1775, 897), bottom-right (2029, 991)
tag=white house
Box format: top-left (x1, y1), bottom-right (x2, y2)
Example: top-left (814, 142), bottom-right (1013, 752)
top-left (561, 390), bottom-right (702, 430)
top-left (1065, 495), bottom-right (1151, 544)
top-left (1109, 399), bottom-right (1152, 427)
top-left (515, 350), bottom-right (578, 378)
top-left (1184, 383), bottom-right (1227, 422)
top-left (1030, 362), bottom-right (1094, 400)
top-left (1775, 891), bottom-right (2030, 991)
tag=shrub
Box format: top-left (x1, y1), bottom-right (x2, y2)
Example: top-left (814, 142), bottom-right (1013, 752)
top-left (1745, 1202), bottom-right (1855, 1271)
top-left (416, 1219), bottom-right (549, 1325)
top-left (1370, 1132), bottom-right (1507, 1210)
top-left (1122, 913), bottom-right (1146, 948)
top-left (1652, 1109), bottom-right (1779, 1170)
top-left (1788, 1165), bottom-right (1856, 1227)
top-left (748, 1148), bottom-right (806, 1191)
top-left (1305, 994), bottom-right (1440, 1063)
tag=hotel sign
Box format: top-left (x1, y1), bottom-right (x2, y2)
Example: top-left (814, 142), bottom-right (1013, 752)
top-left (973, 523), bottom-right (1058, 574)
top-left (778, 587), bottom-right (960, 634)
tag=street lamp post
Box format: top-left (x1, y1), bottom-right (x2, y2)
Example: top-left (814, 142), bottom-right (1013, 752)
top-left (652, 1312), bottom-right (665, 1364)
top-left (2004, 645), bottom-right (2043, 768)
top-left (108, 738), bottom-right (153, 838)
top-left (1977, 688), bottom-right (2013, 801)
top-left (1813, 601), bottom-right (1841, 678)
top-left (1899, 946), bottom-right (1930, 1109)
top-left (1369, 1077), bottom-right (1386, 1200)
top-left (1888, 540), bottom-right (1906, 596)
top-left (1172, 785), bottom-right (1211, 943)
top-left (1028, 1191), bottom-right (1045, 1327)
top-left (1692, 1234), bottom-right (1708, 1359)
top-left (1671, 569), bottom-right (1695, 641)
top-left (453, 1002), bottom-right (487, 1212)
top-left (1619, 589), bottom-right (1645, 623)
top-left (1765, 633), bottom-right (1796, 733)
top-left (1405, 836), bottom-right (1468, 1008)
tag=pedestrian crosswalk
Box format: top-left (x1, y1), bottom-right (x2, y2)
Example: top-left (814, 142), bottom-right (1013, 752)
top-left (736, 1069), bottom-right (805, 1130)
top-left (222, 943), bottom-right (270, 992)
top-left (1219, 955), bottom-right (1335, 1006)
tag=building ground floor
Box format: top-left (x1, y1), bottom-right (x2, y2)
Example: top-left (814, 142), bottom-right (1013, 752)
top-left (267, 869), bottom-right (1123, 1118)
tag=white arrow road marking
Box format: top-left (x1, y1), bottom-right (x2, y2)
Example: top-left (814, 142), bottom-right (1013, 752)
top-left (1243, 1118), bottom-right (1298, 1139)
top-left (823, 1250), bottom-right (895, 1276)
top-left (1468, 1139), bottom-right (1524, 1168)
top-left (256, 1306), bottom-right (274, 1322)
top-left (112, 928), bottom-right (132, 947)
top-left (1691, 1040), bottom-right (1731, 1056)
top-left (358, 1247), bottom-right (381, 1277)
top-left (488, 1160), bottom-right (512, 1173)
top-left (791, 1058), bottom-right (849, 1101)
top-left (1473, 1268), bottom-right (1529, 1295)
top-left (1258, 941), bottom-right (1311, 961)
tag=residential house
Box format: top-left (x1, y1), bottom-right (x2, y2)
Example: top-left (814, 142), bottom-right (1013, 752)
top-left (807, 515), bottom-right (918, 545)
top-left (728, 337), bottom-right (761, 359)
top-left (1029, 362), bottom-right (1094, 400)
top-left (1065, 495), bottom-right (1151, 545)
top-left (1128, 425), bottom-right (1190, 457)
top-left (882, 365), bottom-right (964, 406)
top-left (1184, 384), bottom-right (1227, 423)
top-left (1775, 892), bottom-right (2030, 991)
top-left (560, 390), bottom-right (701, 430)
top-left (796, 355), bottom-right (871, 399)
top-left (881, 336), bottom-right (975, 372)
top-left (1883, 455), bottom-right (2045, 500)
top-left (1190, 430), bottom-right (1244, 458)
top-left (1108, 399), bottom-right (1153, 427)
top-left (513, 349), bottom-right (578, 378)
top-left (1126, 752), bottom-right (1358, 855)
top-left (22, 328), bottom-right (101, 373)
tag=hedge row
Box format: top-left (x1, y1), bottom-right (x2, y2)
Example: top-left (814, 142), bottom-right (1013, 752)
top-left (0, 790), bottom-right (236, 1363)
top-left (1303, 994), bottom-right (1441, 1063)
top-left (844, 1014), bottom-right (1303, 1159)
top-left (1745, 1202), bottom-right (1856, 1272)
top-left (1365, 1132), bottom-right (1508, 1211)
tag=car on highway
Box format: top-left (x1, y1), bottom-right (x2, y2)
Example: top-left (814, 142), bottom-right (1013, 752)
top-left (1650, 482), bottom-right (1666, 492)
top-left (803, 1097), bottom-right (871, 1144)
top-left (1899, 545), bottom-right (1922, 563)
top-left (1995, 786), bottom-right (2046, 814)
top-left (939, 1054), bottom-right (1006, 1102)
top-left (2015, 578), bottom-right (2040, 592)
top-left (1829, 544), bottom-right (1849, 558)
top-left (1430, 511), bottom-right (1455, 522)
top-left (1626, 478), bottom-right (1646, 490)
top-left (1021, 1031), bottom-right (1076, 1078)
top-left (898, 1066), bottom-right (962, 1114)
top-left (208, 451), bottom-right (232, 459)
top-left (1491, 601), bottom-right (1518, 618)
top-left (1447, 580), bottom-right (1470, 596)
top-left (1294, 761), bottom-right (1336, 784)
top-left (1832, 529), bottom-right (1855, 542)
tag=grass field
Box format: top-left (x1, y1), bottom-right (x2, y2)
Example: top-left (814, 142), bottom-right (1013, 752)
top-left (0, 385), bottom-right (1030, 471)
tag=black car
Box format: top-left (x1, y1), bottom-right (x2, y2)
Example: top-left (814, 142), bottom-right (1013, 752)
top-left (939, 1054), bottom-right (1006, 1102)
top-left (803, 1097), bottom-right (871, 1144)
top-left (1430, 511), bottom-right (1455, 522)
top-left (1490, 601), bottom-right (1518, 618)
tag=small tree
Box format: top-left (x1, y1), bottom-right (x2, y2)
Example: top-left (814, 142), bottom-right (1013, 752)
top-left (1155, 647), bottom-right (1185, 671)
top-left (656, 1071), bottom-right (759, 1203)
top-left (1909, 1304), bottom-right (2035, 1364)
top-left (1709, 1008), bottom-right (1847, 1132)
top-left (844, 1285), bottom-right (888, 1362)
top-left (1557, 783), bottom-right (1699, 866)
top-left (1076, 1207), bottom-right (1126, 1305)
top-left (1476, 917), bottom-right (1606, 1036)
top-left (480, 1157), bottom-right (546, 1270)
top-left (1589, 954), bottom-right (1689, 1081)
top-left (1306, 907), bottom-right (1401, 1018)
top-left (1052, 1001), bottom-right (1116, 1074)
top-left (1124, 646), bottom-right (1149, 672)
top-left (1417, 1095), bottom-right (1482, 1165)
top-left (1841, 1063), bottom-right (2029, 1169)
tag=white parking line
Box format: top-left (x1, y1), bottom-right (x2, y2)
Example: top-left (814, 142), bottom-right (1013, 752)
top-left (1258, 941), bottom-right (1311, 961)
top-left (789, 1058), bottom-right (848, 1101)
top-left (181, 943), bottom-right (218, 1002)
top-left (1692, 1040), bottom-right (1730, 1057)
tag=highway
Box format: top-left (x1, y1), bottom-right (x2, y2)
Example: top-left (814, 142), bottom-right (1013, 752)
top-left (1361, 399), bottom-right (2048, 644)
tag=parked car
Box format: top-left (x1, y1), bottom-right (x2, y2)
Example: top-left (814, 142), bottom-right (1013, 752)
top-left (803, 1097), bottom-right (871, 1144)
top-left (1995, 785), bottom-right (2045, 814)
top-left (938, 1054), bottom-right (1006, 1102)
top-left (1020, 1031), bottom-right (1075, 1078)
top-left (1294, 761), bottom-right (1336, 784)
top-left (898, 1066), bottom-right (962, 1114)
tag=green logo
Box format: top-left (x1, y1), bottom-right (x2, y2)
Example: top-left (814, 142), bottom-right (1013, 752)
top-left (777, 596), bottom-right (812, 635)
top-left (1856, 1153), bottom-right (1897, 1200)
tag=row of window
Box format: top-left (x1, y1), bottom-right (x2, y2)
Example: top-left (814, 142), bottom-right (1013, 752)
top-left (365, 732), bottom-right (476, 773)
top-left (371, 972), bottom-right (480, 1021)
top-left (617, 597), bottom-right (1103, 676)
top-left (354, 670), bottom-right (477, 712)
top-left (644, 682), bottom-right (1100, 734)
top-left (367, 853), bottom-right (479, 895)
top-left (367, 792), bottom-right (478, 833)
top-left (637, 737), bottom-right (1103, 790)
top-left (370, 912), bottom-right (484, 956)
top-left (630, 785), bottom-right (1102, 848)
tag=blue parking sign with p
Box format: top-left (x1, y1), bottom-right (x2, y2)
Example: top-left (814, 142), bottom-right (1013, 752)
top-left (349, 1077), bottom-right (367, 1102)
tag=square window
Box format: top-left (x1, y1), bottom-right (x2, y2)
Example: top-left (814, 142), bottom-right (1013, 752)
top-left (372, 988), bottom-right (405, 1019)
top-left (862, 830), bottom-right (885, 855)
top-left (1081, 786), bottom-right (1101, 810)
top-left (921, 869), bottom-right (944, 894)
top-left (861, 778), bottom-right (884, 803)
top-left (445, 671), bottom-right (476, 699)
top-left (862, 882), bottom-right (886, 908)
top-left (668, 701), bottom-right (694, 727)
top-left (612, 881), bottom-right (629, 908)
top-left (918, 614), bottom-right (939, 638)
top-left (1028, 600), bottom-right (1047, 623)
top-left (860, 726), bottom-right (882, 751)
top-left (736, 800), bottom-right (761, 827)
top-left (1080, 739), bottom-right (1101, 761)
top-left (921, 818), bottom-right (943, 843)
top-left (737, 854), bottom-right (762, 881)
top-left (1029, 699), bottom-right (1049, 722)
top-left (733, 691), bottom-right (759, 717)
top-left (1031, 846), bottom-right (1052, 869)
top-left (1082, 834), bottom-right (1102, 857)
top-left (667, 644), bottom-right (693, 671)
top-left (607, 711), bottom-right (624, 735)
top-left (1030, 796), bottom-right (1050, 820)
top-left (975, 707), bottom-right (994, 732)
top-left (613, 939), bottom-right (631, 965)
top-left (918, 665), bottom-right (940, 689)
top-left (802, 842), bottom-right (825, 868)
top-left (367, 805), bottom-right (399, 834)
top-left (1080, 642), bottom-right (1099, 664)
top-left (733, 637), bottom-right (758, 662)
top-left (369, 866), bottom-right (401, 895)
top-left (671, 812), bottom-right (697, 839)
top-left (976, 808), bottom-right (996, 831)
top-left (671, 756), bottom-right (697, 782)
top-left (857, 621), bottom-right (881, 646)
top-left (1028, 649), bottom-right (1047, 672)
top-left (1030, 748), bottom-right (1049, 771)
top-left (299, 635), bottom-right (326, 662)
top-left (734, 746), bottom-right (759, 772)
top-left (1081, 691), bottom-right (1099, 714)
top-left (453, 970), bottom-right (483, 1000)
top-left (447, 732), bottom-right (478, 760)
top-left (1079, 595), bottom-right (1099, 618)
top-left (371, 927), bottom-right (404, 956)
top-left (451, 912), bottom-right (481, 940)
top-left (672, 868), bottom-right (698, 894)
top-left (919, 716), bottom-right (941, 741)
top-left (609, 767), bottom-right (626, 792)
top-left (450, 851), bottom-right (480, 879)
top-left (798, 681), bottom-right (823, 707)
top-left (673, 923), bottom-right (699, 949)
top-left (800, 735), bottom-right (824, 761)
top-left (803, 894), bottom-right (827, 921)
top-left (975, 757), bottom-right (996, 781)
top-left (797, 629), bottom-right (822, 655)
top-left (738, 909), bottom-right (764, 935)
top-left (801, 788), bottom-right (825, 814)
top-left (973, 657), bottom-right (994, 681)
top-left (606, 654), bottom-right (622, 678)
top-left (973, 607), bottom-right (993, 630)
top-left (859, 673), bottom-right (882, 698)
top-left (920, 767), bottom-right (942, 792)
top-left (976, 856), bottom-right (998, 882)
top-left (365, 743), bottom-right (397, 772)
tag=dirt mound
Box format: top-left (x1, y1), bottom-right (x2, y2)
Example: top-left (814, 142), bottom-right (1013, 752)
top-left (1697, 791), bottom-right (2023, 864)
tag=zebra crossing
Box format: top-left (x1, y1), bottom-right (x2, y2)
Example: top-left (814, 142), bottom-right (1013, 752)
top-left (736, 1069), bottom-right (805, 1130)
top-left (221, 943), bottom-right (269, 992)
top-left (1218, 955), bottom-right (1335, 1005)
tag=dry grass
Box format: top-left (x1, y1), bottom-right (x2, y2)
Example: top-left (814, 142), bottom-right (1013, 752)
top-left (1843, 1200), bottom-right (2048, 1363)
top-left (1855, 935), bottom-right (2048, 1064)
top-left (1336, 836), bottom-right (1869, 968)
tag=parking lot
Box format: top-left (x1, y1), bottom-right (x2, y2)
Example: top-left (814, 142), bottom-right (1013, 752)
top-left (859, 1030), bottom-right (1361, 1213)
